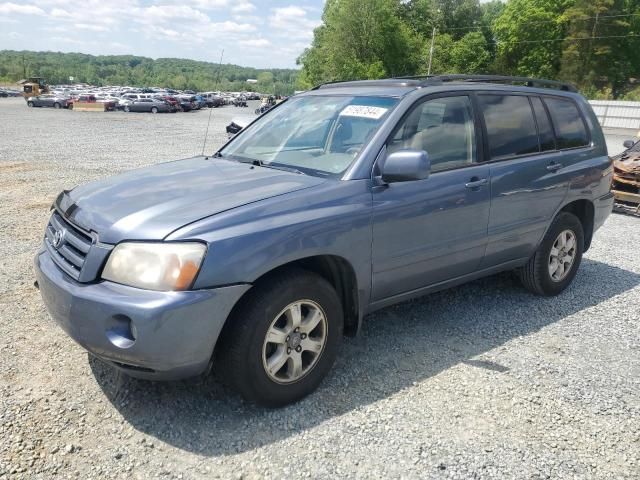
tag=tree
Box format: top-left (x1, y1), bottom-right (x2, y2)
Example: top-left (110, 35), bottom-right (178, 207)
top-left (0, 50), bottom-right (299, 94)
top-left (559, 0), bottom-right (638, 96)
top-left (298, 0), bottom-right (425, 86)
top-left (493, 0), bottom-right (572, 78)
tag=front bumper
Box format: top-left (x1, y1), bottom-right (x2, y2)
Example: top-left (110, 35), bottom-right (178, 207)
top-left (34, 245), bottom-right (250, 380)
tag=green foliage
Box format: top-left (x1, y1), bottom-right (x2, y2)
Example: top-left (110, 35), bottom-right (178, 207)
top-left (299, 0), bottom-right (640, 99)
top-left (0, 50), bottom-right (299, 94)
top-left (297, 0), bottom-right (425, 87)
top-left (558, 0), bottom-right (638, 97)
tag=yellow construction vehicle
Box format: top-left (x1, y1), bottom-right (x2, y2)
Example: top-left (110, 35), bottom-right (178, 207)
top-left (17, 77), bottom-right (50, 99)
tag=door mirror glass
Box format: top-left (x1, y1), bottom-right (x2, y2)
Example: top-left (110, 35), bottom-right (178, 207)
top-left (623, 139), bottom-right (636, 149)
top-left (381, 150), bottom-right (430, 183)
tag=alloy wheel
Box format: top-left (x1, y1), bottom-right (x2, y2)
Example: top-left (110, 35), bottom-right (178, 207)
top-left (548, 229), bottom-right (577, 282)
top-left (262, 300), bottom-right (328, 384)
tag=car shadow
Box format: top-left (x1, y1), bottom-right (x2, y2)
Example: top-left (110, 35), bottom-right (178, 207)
top-left (90, 258), bottom-right (640, 456)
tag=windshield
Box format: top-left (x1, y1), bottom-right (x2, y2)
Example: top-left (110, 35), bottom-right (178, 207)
top-left (219, 95), bottom-right (398, 176)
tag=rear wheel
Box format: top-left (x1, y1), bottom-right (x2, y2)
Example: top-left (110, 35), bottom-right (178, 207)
top-left (518, 212), bottom-right (584, 296)
top-left (151, 106), bottom-right (158, 114)
top-left (124, 105), bottom-right (130, 113)
top-left (217, 269), bottom-right (343, 407)
top-left (53, 102), bottom-right (61, 109)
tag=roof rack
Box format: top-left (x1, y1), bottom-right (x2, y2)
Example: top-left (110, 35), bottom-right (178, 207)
top-left (396, 74), bottom-right (578, 92)
top-left (312, 78), bottom-right (422, 90)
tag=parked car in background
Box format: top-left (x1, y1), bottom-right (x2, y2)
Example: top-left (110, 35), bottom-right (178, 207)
top-left (177, 96), bottom-right (196, 111)
top-left (194, 95), bottom-right (208, 109)
top-left (161, 96), bottom-right (180, 109)
top-left (201, 92), bottom-right (224, 108)
top-left (123, 98), bottom-right (175, 113)
top-left (68, 94), bottom-right (116, 111)
top-left (35, 75), bottom-right (613, 407)
top-left (26, 94), bottom-right (71, 109)
top-left (233, 95), bottom-right (248, 107)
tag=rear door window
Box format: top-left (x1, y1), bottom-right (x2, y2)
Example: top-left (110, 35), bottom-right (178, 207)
top-left (543, 97), bottom-right (589, 149)
top-left (478, 94), bottom-right (539, 160)
top-left (530, 97), bottom-right (556, 151)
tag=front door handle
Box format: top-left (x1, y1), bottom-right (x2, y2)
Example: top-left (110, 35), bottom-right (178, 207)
top-left (546, 162), bottom-right (563, 172)
top-left (465, 177), bottom-right (488, 189)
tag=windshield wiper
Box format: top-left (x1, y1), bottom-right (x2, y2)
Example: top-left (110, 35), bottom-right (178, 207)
top-left (223, 154), bottom-right (305, 175)
top-left (249, 159), bottom-right (305, 175)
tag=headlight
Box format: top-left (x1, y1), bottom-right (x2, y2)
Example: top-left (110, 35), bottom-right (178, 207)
top-left (102, 242), bottom-right (206, 291)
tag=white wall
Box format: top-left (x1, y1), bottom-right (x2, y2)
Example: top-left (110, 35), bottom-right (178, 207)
top-left (589, 100), bottom-right (640, 130)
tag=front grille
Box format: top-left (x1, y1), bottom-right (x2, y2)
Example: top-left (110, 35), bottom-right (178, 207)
top-left (44, 211), bottom-right (93, 280)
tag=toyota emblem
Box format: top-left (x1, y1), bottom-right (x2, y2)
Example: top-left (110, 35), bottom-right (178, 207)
top-left (52, 229), bottom-right (66, 249)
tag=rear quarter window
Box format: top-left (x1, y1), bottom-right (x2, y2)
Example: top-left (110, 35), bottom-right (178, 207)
top-left (478, 94), bottom-right (539, 160)
top-left (543, 97), bottom-right (589, 149)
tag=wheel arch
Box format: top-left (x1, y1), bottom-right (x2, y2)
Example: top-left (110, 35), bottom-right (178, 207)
top-left (227, 255), bottom-right (360, 338)
top-left (559, 199), bottom-right (595, 251)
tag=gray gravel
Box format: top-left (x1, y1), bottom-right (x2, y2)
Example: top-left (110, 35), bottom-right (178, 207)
top-left (1, 97), bottom-right (639, 479)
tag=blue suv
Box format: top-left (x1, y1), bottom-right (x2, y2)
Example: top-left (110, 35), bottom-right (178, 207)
top-left (35, 75), bottom-right (614, 406)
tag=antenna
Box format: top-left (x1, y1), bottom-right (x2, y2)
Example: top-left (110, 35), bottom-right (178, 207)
top-left (201, 48), bottom-right (225, 156)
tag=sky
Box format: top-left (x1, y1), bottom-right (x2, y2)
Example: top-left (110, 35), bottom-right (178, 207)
top-left (0, 1), bottom-right (325, 69)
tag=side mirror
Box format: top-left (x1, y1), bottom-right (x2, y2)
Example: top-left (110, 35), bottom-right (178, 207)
top-left (381, 150), bottom-right (430, 183)
top-left (623, 139), bottom-right (637, 149)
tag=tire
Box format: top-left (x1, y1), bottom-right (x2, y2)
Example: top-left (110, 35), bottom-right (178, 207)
top-left (53, 102), bottom-right (61, 109)
top-left (27, 101), bottom-right (33, 107)
top-left (217, 268), bottom-right (343, 407)
top-left (151, 107), bottom-right (158, 114)
top-left (124, 105), bottom-right (130, 113)
top-left (517, 212), bottom-right (584, 296)
top-left (68, 103), bottom-right (73, 110)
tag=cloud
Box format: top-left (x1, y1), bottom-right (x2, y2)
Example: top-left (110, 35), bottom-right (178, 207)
top-left (0, 0), bottom-right (321, 68)
top-left (75, 23), bottom-right (109, 32)
top-left (140, 5), bottom-right (210, 24)
top-left (269, 5), bottom-right (320, 41)
top-left (239, 38), bottom-right (271, 47)
top-left (0, 2), bottom-right (45, 15)
top-left (232, 1), bottom-right (256, 14)
top-left (189, 0), bottom-right (228, 8)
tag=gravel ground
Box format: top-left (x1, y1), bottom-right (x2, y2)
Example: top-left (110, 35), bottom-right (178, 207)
top-left (1, 97), bottom-right (639, 479)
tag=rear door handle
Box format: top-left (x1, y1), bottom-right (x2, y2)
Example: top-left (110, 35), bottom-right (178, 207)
top-left (546, 162), bottom-right (563, 172)
top-left (465, 178), bottom-right (488, 189)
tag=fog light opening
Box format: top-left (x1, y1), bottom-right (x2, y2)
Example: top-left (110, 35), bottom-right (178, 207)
top-left (106, 314), bottom-right (137, 349)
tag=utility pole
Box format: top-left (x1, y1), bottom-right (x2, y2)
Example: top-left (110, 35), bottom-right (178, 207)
top-left (427, 26), bottom-right (436, 75)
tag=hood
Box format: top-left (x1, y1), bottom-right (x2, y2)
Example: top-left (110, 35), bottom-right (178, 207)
top-left (57, 156), bottom-right (325, 244)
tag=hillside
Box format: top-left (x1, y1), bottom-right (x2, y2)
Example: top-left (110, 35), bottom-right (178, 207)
top-left (0, 50), bottom-right (299, 94)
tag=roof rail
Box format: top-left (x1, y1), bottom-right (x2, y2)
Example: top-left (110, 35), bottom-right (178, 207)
top-left (396, 74), bottom-right (578, 93)
top-left (311, 75), bottom-right (578, 93)
top-left (311, 78), bottom-right (422, 90)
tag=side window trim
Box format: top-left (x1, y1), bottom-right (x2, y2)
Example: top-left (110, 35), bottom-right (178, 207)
top-left (528, 96), bottom-right (543, 153)
top-left (380, 92), bottom-right (482, 175)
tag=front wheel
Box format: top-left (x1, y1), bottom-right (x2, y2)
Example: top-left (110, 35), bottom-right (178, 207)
top-left (53, 102), bottom-right (61, 109)
top-left (217, 269), bottom-right (343, 407)
top-left (151, 106), bottom-right (158, 114)
top-left (517, 212), bottom-right (584, 296)
top-left (27, 101), bottom-right (34, 107)
top-left (124, 105), bottom-right (130, 112)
